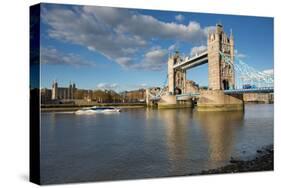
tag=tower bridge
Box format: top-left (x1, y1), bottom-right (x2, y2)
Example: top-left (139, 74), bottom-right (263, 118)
top-left (146, 24), bottom-right (274, 111)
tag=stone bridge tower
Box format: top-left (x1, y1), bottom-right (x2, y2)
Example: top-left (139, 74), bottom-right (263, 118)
top-left (208, 24), bottom-right (235, 90)
top-left (168, 51), bottom-right (186, 95)
top-left (51, 80), bottom-right (58, 100)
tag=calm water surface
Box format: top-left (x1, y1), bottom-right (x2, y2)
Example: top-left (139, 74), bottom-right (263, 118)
top-left (40, 104), bottom-right (273, 184)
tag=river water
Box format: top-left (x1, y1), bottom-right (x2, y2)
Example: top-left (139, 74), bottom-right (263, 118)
top-left (40, 104), bottom-right (273, 184)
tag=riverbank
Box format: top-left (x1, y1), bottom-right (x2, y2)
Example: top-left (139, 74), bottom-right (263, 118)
top-left (193, 145), bottom-right (273, 175)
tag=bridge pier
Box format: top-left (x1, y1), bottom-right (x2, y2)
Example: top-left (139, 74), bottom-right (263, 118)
top-left (158, 95), bottom-right (193, 109)
top-left (197, 90), bottom-right (244, 111)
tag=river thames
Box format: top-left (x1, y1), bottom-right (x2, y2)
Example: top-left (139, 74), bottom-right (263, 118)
top-left (40, 104), bottom-right (273, 184)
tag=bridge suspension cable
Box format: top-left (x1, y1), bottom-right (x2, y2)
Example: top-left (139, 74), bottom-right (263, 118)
top-left (157, 74), bottom-right (168, 97)
top-left (148, 74), bottom-right (168, 99)
top-left (219, 52), bottom-right (274, 89)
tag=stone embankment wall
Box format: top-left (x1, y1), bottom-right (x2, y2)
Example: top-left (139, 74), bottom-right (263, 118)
top-left (243, 93), bottom-right (274, 104)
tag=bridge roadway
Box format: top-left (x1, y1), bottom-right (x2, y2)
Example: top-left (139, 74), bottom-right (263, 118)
top-left (173, 51), bottom-right (208, 70)
top-left (223, 87), bottom-right (274, 94)
top-left (150, 87), bottom-right (274, 101)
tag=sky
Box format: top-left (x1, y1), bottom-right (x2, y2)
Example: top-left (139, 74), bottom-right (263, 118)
top-left (39, 3), bottom-right (274, 91)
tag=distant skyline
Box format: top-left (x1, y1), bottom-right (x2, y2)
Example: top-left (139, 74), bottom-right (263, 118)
top-left (40, 3), bottom-right (274, 91)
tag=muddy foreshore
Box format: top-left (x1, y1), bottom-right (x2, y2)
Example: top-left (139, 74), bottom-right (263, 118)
top-left (192, 145), bottom-right (273, 175)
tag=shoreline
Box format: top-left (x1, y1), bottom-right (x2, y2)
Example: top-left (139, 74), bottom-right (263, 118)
top-left (41, 104), bottom-right (146, 112)
top-left (190, 145), bottom-right (273, 175)
top-left (40, 103), bottom-right (273, 112)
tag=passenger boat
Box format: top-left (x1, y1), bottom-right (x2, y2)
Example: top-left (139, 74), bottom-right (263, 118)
top-left (75, 106), bottom-right (121, 114)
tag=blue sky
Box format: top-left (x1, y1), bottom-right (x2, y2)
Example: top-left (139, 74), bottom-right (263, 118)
top-left (39, 3), bottom-right (273, 91)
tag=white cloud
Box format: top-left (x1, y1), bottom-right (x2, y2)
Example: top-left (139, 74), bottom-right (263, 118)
top-left (96, 83), bottom-right (119, 90)
top-left (41, 47), bottom-right (94, 67)
top-left (175, 14), bottom-right (185, 22)
top-left (42, 5), bottom-right (214, 70)
top-left (140, 83), bottom-right (147, 87)
top-left (263, 69), bottom-right (274, 76)
top-left (235, 49), bottom-right (247, 59)
top-left (189, 45), bottom-right (207, 56)
top-left (168, 43), bottom-right (179, 52)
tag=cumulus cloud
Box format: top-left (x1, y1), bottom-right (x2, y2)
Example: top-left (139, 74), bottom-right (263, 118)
top-left (189, 45), bottom-right (207, 56)
top-left (203, 26), bottom-right (216, 36)
top-left (134, 48), bottom-right (168, 71)
top-left (175, 14), bottom-right (184, 22)
top-left (42, 5), bottom-right (214, 70)
top-left (116, 57), bottom-right (134, 68)
top-left (41, 47), bottom-right (93, 67)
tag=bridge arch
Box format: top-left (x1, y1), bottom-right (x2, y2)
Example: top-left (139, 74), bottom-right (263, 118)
top-left (174, 87), bottom-right (182, 95)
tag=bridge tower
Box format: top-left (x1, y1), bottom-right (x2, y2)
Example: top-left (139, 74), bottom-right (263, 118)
top-left (168, 51), bottom-right (186, 95)
top-left (208, 24), bottom-right (235, 90)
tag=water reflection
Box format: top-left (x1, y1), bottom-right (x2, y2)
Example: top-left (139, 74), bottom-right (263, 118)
top-left (158, 109), bottom-right (193, 174)
top-left (143, 108), bottom-right (245, 173)
top-left (194, 110), bottom-right (244, 168)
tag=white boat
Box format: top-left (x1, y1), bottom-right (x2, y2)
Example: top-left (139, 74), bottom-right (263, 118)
top-left (75, 106), bottom-right (121, 114)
